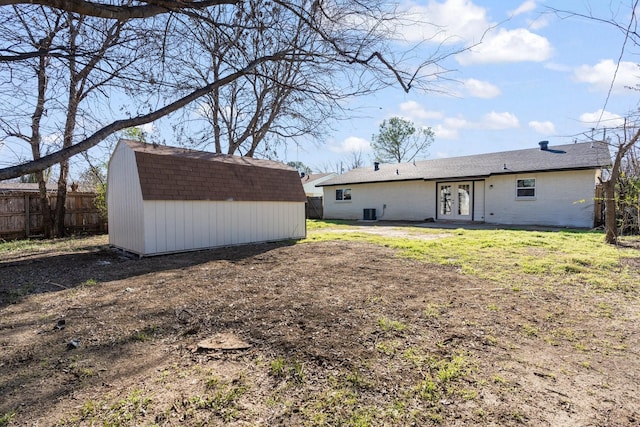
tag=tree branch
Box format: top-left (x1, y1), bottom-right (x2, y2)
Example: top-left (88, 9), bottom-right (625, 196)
top-left (0, 51), bottom-right (288, 180)
top-left (0, 0), bottom-right (238, 19)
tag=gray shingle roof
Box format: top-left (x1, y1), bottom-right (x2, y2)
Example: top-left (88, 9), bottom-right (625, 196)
top-left (319, 142), bottom-right (611, 186)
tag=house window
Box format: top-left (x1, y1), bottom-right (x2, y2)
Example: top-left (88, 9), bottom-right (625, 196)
top-left (336, 188), bottom-right (352, 201)
top-left (516, 178), bottom-right (536, 198)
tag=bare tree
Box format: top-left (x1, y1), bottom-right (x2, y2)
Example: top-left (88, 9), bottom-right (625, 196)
top-left (549, 2), bottom-right (640, 243)
top-left (0, 6), bottom-right (147, 236)
top-left (0, 0), bottom-right (467, 184)
top-left (601, 121), bottom-right (640, 243)
top-left (172, 3), bottom-right (335, 157)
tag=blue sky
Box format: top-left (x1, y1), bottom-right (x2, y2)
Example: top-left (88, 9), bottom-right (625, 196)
top-left (287, 0), bottom-right (640, 172)
top-left (1, 0), bottom-right (638, 179)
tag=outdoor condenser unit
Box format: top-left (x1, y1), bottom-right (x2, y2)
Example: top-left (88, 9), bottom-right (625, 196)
top-left (363, 208), bottom-right (377, 221)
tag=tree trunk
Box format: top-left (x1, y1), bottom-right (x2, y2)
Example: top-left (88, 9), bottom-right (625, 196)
top-left (603, 178), bottom-right (617, 244)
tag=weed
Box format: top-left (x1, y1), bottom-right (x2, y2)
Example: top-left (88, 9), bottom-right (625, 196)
top-left (423, 303), bottom-right (450, 319)
top-left (377, 317), bottom-right (407, 333)
top-left (269, 356), bottom-right (304, 384)
top-left (521, 323), bottom-right (539, 337)
top-left (376, 340), bottom-right (400, 356)
top-left (132, 325), bottom-right (160, 342)
top-left (492, 375), bottom-right (507, 384)
top-left (0, 412), bottom-right (16, 427)
top-left (102, 389), bottom-right (152, 425)
top-left (7, 283), bottom-right (34, 303)
top-left (82, 278), bottom-right (97, 287)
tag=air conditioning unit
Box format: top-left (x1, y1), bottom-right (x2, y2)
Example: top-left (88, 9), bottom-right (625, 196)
top-left (363, 208), bottom-right (377, 221)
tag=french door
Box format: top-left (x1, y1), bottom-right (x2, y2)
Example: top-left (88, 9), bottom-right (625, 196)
top-left (438, 182), bottom-right (472, 220)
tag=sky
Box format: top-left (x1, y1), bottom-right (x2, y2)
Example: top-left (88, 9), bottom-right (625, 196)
top-left (1, 0), bottom-right (638, 179)
top-left (285, 0), bottom-right (640, 173)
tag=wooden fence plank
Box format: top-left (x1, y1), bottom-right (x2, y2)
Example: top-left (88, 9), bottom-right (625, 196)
top-left (0, 192), bottom-right (105, 239)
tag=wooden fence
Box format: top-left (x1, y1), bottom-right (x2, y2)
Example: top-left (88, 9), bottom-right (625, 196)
top-left (0, 192), bottom-right (105, 239)
top-left (306, 196), bottom-right (323, 219)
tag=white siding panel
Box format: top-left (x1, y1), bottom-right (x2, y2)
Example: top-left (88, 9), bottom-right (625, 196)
top-left (323, 180), bottom-right (434, 221)
top-left (473, 181), bottom-right (485, 222)
top-left (484, 170), bottom-right (598, 228)
top-left (136, 200), bottom-right (305, 256)
top-left (107, 141), bottom-right (145, 254)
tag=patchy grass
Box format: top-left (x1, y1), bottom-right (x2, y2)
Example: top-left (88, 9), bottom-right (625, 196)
top-left (1, 223), bottom-right (639, 426)
top-left (304, 224), bottom-right (639, 292)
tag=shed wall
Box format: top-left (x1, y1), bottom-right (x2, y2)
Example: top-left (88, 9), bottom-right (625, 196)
top-left (107, 142), bottom-right (145, 253)
top-left (142, 200), bottom-right (306, 255)
top-left (323, 180), bottom-right (434, 221)
top-left (484, 169), bottom-right (598, 227)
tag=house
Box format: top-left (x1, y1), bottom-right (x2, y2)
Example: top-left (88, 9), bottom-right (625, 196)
top-left (107, 139), bottom-right (307, 256)
top-left (318, 141), bottom-right (611, 228)
top-left (300, 172), bottom-right (337, 197)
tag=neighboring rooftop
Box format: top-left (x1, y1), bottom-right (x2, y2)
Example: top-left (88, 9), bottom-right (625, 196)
top-left (319, 142), bottom-right (611, 187)
top-left (122, 139), bottom-right (306, 202)
top-left (300, 173), bottom-right (334, 183)
top-left (0, 182), bottom-right (94, 193)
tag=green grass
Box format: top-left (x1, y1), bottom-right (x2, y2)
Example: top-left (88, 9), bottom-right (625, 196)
top-left (304, 222), bottom-right (640, 293)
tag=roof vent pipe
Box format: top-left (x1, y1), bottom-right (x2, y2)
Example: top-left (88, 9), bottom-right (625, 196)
top-left (374, 162), bottom-right (380, 171)
top-left (539, 140), bottom-right (549, 150)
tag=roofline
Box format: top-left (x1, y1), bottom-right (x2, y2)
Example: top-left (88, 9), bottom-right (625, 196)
top-left (318, 165), bottom-right (606, 187)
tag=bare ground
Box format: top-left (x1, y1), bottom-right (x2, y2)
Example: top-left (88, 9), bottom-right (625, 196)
top-left (0, 229), bottom-right (639, 426)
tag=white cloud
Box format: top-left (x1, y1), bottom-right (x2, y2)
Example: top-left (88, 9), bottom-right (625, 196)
top-left (433, 124), bottom-right (460, 140)
top-left (431, 111), bottom-right (519, 139)
top-left (528, 14), bottom-right (550, 30)
top-left (482, 111), bottom-right (520, 129)
top-left (458, 28), bottom-right (552, 65)
top-left (529, 120), bottom-right (556, 134)
top-left (398, 100), bottom-right (444, 121)
top-left (397, 0), bottom-right (551, 65)
top-left (463, 78), bottom-right (501, 98)
top-left (42, 133), bottom-right (61, 147)
top-left (397, 0), bottom-right (490, 45)
top-left (509, 0), bottom-right (537, 17)
top-left (574, 59), bottom-right (640, 93)
top-left (137, 123), bottom-right (155, 134)
top-left (579, 109), bottom-right (625, 128)
top-left (330, 136), bottom-right (371, 153)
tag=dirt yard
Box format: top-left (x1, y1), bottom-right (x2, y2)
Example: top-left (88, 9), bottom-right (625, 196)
top-left (0, 227), bottom-right (639, 426)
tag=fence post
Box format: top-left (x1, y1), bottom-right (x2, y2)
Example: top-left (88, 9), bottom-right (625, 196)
top-left (24, 193), bottom-right (30, 238)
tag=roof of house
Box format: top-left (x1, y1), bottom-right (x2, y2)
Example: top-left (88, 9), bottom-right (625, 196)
top-left (0, 182), bottom-right (94, 193)
top-left (300, 173), bottom-right (336, 184)
top-left (121, 139), bottom-right (306, 202)
top-left (319, 142), bottom-right (611, 187)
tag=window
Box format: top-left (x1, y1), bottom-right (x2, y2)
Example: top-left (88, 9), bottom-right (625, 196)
top-left (335, 188), bottom-right (352, 201)
top-left (440, 185), bottom-right (452, 215)
top-left (516, 178), bottom-right (535, 198)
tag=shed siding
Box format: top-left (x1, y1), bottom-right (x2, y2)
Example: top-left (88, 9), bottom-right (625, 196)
top-left (484, 169), bottom-right (598, 227)
top-left (323, 180), bottom-right (434, 221)
top-left (107, 142), bottom-right (145, 254)
top-left (141, 200), bottom-right (305, 255)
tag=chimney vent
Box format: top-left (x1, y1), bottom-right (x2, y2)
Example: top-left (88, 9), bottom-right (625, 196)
top-left (374, 162), bottom-right (380, 171)
top-left (538, 140), bottom-right (549, 150)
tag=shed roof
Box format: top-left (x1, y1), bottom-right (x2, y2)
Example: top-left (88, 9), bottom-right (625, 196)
top-left (319, 142), bottom-right (611, 186)
top-left (121, 140), bottom-right (306, 202)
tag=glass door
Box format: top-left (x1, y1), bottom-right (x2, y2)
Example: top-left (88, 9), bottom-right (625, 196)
top-left (439, 182), bottom-right (472, 220)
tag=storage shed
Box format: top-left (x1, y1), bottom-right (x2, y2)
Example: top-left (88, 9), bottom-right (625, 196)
top-left (107, 139), bottom-right (307, 256)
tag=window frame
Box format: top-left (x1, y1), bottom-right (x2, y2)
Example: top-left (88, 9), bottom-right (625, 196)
top-left (335, 188), bottom-right (352, 201)
top-left (516, 178), bottom-right (536, 199)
